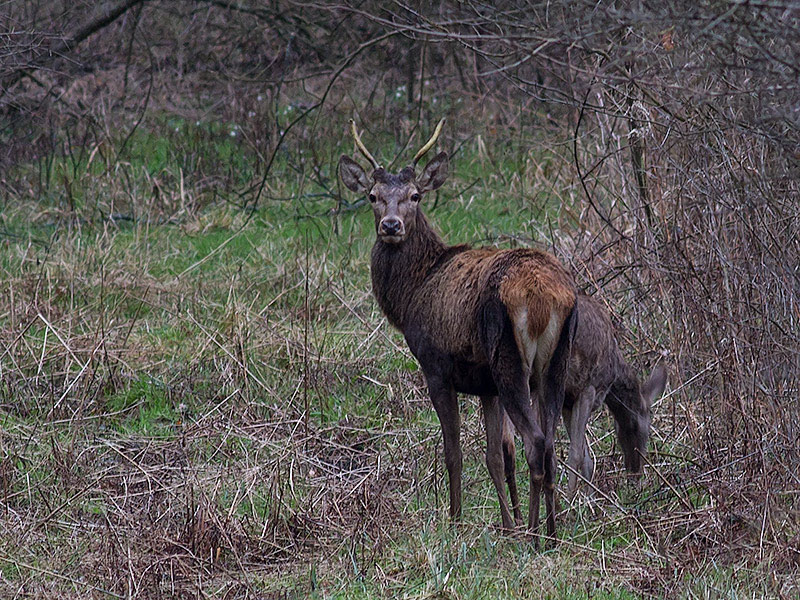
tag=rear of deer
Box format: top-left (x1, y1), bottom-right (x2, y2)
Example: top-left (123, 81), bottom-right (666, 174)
top-left (501, 293), bottom-right (668, 498)
top-left (339, 120), bottom-right (577, 541)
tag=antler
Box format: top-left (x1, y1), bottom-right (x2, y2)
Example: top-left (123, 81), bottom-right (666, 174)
top-left (412, 118), bottom-right (445, 166)
top-left (349, 120), bottom-right (380, 170)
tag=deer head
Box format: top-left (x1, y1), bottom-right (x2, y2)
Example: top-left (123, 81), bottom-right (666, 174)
top-left (613, 363), bottom-right (668, 473)
top-left (339, 119), bottom-right (449, 244)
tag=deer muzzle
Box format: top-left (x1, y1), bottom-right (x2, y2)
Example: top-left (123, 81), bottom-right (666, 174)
top-left (379, 216), bottom-right (405, 240)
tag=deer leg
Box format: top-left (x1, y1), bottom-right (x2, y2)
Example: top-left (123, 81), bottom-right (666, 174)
top-left (542, 402), bottom-right (559, 541)
top-left (562, 406), bottom-right (578, 496)
top-left (575, 387), bottom-right (597, 492)
top-left (480, 297), bottom-right (546, 543)
top-left (528, 379), bottom-right (558, 542)
top-left (539, 307), bottom-right (576, 543)
top-left (529, 384), bottom-right (567, 543)
top-left (500, 408), bottom-right (522, 525)
top-left (428, 380), bottom-right (461, 521)
top-left (564, 387), bottom-right (596, 496)
top-left (497, 381), bottom-right (545, 541)
top-left (481, 396), bottom-right (515, 530)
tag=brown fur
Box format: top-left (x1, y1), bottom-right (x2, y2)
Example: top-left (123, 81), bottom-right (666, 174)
top-left (376, 240), bottom-right (575, 366)
top-left (566, 294), bottom-right (633, 401)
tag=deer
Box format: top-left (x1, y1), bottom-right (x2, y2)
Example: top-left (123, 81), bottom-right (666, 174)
top-left (338, 119), bottom-right (578, 542)
top-left (497, 292), bottom-right (668, 514)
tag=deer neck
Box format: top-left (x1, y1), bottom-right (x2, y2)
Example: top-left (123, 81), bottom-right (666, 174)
top-left (607, 363), bottom-right (644, 421)
top-left (370, 210), bottom-right (449, 332)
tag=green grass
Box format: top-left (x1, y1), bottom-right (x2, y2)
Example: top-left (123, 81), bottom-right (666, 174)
top-left (105, 375), bottom-right (178, 436)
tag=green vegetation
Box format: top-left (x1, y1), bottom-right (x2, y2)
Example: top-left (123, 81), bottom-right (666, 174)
top-left (0, 111), bottom-right (793, 599)
top-left (105, 375), bottom-right (178, 436)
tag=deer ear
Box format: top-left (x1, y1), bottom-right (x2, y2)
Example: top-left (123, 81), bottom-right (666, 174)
top-left (339, 155), bottom-right (370, 195)
top-left (642, 364), bottom-right (667, 407)
top-left (417, 152), bottom-right (449, 194)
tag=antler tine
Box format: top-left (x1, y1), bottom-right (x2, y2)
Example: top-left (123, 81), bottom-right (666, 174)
top-left (412, 118), bottom-right (445, 166)
top-left (349, 120), bottom-right (381, 170)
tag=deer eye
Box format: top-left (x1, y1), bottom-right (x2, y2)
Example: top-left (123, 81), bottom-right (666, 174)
top-left (368, 193), bottom-right (376, 203)
top-left (410, 192), bottom-right (421, 202)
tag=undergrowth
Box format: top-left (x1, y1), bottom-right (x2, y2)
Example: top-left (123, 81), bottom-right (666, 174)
top-left (0, 108), bottom-right (796, 599)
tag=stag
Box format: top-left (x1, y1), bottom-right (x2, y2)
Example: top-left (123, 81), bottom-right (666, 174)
top-left (339, 120), bottom-right (577, 540)
top-left (499, 293), bottom-right (668, 506)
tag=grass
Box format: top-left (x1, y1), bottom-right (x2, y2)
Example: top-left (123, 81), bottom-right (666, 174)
top-left (104, 375), bottom-right (178, 436)
top-left (0, 110), bottom-right (795, 599)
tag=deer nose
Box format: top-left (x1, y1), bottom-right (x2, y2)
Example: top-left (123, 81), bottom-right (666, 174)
top-left (380, 217), bottom-right (403, 236)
